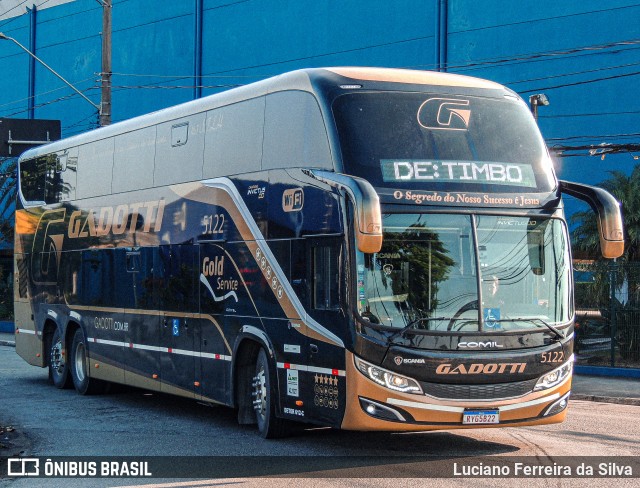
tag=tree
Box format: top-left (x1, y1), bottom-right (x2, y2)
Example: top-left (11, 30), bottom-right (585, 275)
top-left (571, 166), bottom-right (640, 363)
top-left (0, 158), bottom-right (16, 320)
top-left (0, 158), bottom-right (16, 248)
top-left (571, 165), bottom-right (640, 262)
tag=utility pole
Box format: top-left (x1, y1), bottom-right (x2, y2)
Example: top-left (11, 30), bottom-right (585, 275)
top-left (100, 0), bottom-right (112, 126)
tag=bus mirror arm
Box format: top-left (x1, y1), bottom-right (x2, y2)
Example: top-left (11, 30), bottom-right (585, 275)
top-left (559, 180), bottom-right (624, 259)
top-left (304, 170), bottom-right (383, 253)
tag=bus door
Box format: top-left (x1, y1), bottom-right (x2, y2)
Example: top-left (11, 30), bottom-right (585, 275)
top-left (159, 244), bottom-right (199, 398)
top-left (123, 247), bottom-right (162, 390)
top-left (305, 237), bottom-right (346, 424)
top-left (198, 242), bottom-right (232, 403)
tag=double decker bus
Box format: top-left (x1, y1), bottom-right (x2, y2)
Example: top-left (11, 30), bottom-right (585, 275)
top-left (14, 68), bottom-right (623, 437)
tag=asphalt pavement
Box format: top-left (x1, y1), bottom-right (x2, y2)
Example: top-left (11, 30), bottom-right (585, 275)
top-left (1, 331), bottom-right (638, 405)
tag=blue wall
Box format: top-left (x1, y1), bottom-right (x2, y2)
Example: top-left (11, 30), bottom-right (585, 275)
top-left (0, 0), bottom-right (638, 207)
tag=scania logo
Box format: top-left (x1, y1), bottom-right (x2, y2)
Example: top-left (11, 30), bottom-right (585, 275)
top-left (435, 363), bottom-right (526, 375)
top-left (458, 341), bottom-right (504, 349)
top-left (394, 356), bottom-right (426, 365)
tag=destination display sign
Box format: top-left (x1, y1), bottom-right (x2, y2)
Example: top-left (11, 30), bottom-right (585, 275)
top-left (380, 159), bottom-right (538, 188)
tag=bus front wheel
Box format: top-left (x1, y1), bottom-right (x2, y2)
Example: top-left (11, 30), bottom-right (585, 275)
top-left (252, 348), bottom-right (290, 438)
top-left (48, 327), bottom-right (71, 389)
top-left (70, 329), bottom-right (105, 395)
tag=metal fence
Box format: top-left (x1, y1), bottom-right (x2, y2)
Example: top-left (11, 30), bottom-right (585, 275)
top-left (574, 261), bottom-right (640, 368)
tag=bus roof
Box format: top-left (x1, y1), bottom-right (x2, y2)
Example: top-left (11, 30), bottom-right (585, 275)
top-left (325, 67), bottom-right (505, 90)
top-left (19, 67), bottom-right (510, 161)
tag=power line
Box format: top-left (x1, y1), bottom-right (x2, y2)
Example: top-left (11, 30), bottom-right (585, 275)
top-left (0, 76), bottom-right (95, 110)
top-left (99, 38), bottom-right (640, 94)
top-left (0, 90), bottom-right (95, 118)
top-left (108, 84), bottom-right (242, 90)
top-left (546, 132), bottom-right (640, 142)
top-left (0, 0), bottom-right (31, 23)
top-left (447, 3), bottom-right (640, 35)
top-left (540, 110), bottom-right (640, 119)
top-left (520, 69), bottom-right (640, 93)
top-left (0, 0), bottom-right (53, 30)
top-left (550, 143), bottom-right (640, 158)
top-left (503, 60), bottom-right (640, 86)
top-left (110, 72), bottom-right (263, 79)
top-left (414, 39), bottom-right (640, 73)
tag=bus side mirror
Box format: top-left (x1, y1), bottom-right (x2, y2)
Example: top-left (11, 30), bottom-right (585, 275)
top-left (305, 170), bottom-right (383, 253)
top-left (559, 180), bottom-right (624, 259)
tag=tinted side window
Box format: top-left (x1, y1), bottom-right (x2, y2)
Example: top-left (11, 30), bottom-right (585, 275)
top-left (263, 91), bottom-right (333, 170)
top-left (113, 127), bottom-right (156, 193)
top-left (20, 157), bottom-right (46, 203)
top-left (155, 114), bottom-right (205, 186)
top-left (312, 244), bottom-right (341, 310)
top-left (76, 138), bottom-right (115, 199)
top-left (45, 151), bottom-right (78, 204)
top-left (203, 97), bottom-right (265, 178)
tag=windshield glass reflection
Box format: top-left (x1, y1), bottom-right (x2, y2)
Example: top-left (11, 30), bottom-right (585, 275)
top-left (356, 214), bottom-right (570, 334)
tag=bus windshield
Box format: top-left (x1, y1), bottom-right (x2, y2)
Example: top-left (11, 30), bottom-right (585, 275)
top-left (333, 91), bottom-right (555, 192)
top-left (355, 214), bottom-right (571, 333)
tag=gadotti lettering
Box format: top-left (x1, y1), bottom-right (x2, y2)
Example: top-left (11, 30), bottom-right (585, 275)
top-left (436, 363), bottom-right (526, 374)
top-left (68, 200), bottom-right (166, 238)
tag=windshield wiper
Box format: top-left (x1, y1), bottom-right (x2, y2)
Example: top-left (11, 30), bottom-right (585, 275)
top-left (386, 317), bottom-right (448, 345)
top-left (494, 317), bottom-right (564, 341)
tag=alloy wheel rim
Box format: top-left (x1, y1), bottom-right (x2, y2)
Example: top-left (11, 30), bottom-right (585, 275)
top-left (75, 342), bottom-right (86, 383)
top-left (253, 369), bottom-right (267, 419)
top-left (51, 339), bottom-right (64, 373)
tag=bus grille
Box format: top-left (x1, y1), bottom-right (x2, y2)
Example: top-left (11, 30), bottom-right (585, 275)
top-left (420, 378), bottom-right (538, 400)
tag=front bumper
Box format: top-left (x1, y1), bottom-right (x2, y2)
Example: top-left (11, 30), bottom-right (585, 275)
top-left (341, 351), bottom-right (571, 431)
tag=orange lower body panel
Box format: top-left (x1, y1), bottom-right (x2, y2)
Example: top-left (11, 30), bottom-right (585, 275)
top-left (341, 351), bottom-right (571, 432)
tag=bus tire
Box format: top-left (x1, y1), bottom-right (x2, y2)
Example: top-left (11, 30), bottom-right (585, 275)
top-left (253, 348), bottom-right (290, 438)
top-left (70, 329), bottom-right (105, 395)
top-left (48, 327), bottom-right (71, 389)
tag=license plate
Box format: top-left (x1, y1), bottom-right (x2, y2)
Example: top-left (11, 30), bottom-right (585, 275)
top-left (462, 409), bottom-right (500, 425)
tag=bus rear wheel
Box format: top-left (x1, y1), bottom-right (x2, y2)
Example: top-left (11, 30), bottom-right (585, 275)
top-left (48, 327), bottom-right (71, 389)
top-left (70, 329), bottom-right (105, 395)
top-left (252, 348), bottom-right (290, 438)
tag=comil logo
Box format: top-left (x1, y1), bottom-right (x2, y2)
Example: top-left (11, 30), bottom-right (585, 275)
top-left (417, 98), bottom-right (471, 131)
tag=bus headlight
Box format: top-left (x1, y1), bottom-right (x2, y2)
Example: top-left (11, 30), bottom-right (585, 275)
top-left (354, 356), bottom-right (423, 394)
top-left (534, 355), bottom-right (574, 391)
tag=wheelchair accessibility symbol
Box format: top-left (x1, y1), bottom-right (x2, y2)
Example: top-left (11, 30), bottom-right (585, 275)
top-left (172, 319), bottom-right (180, 337)
top-left (483, 308), bottom-right (501, 329)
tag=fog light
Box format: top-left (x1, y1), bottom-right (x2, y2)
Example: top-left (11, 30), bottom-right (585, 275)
top-left (543, 392), bottom-right (571, 417)
top-left (359, 397), bottom-right (406, 422)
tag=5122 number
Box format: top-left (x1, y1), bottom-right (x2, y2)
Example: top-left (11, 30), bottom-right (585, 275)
top-left (540, 351), bottom-right (564, 363)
